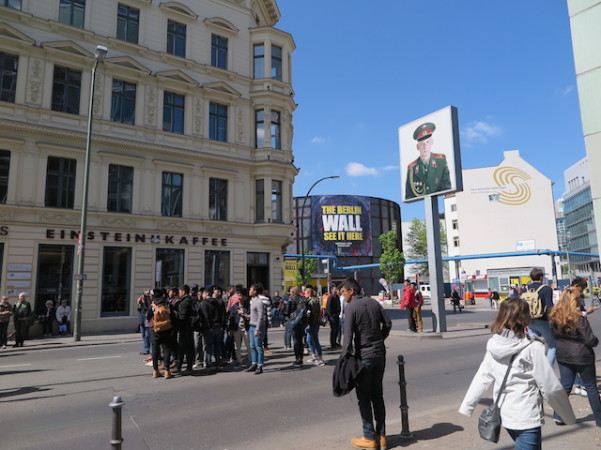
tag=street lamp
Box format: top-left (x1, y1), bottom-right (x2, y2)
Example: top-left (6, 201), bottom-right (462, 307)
top-left (298, 176), bottom-right (340, 282)
top-left (73, 45), bottom-right (108, 342)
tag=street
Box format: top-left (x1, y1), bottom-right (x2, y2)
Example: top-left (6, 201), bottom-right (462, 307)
top-left (1, 304), bottom-right (600, 449)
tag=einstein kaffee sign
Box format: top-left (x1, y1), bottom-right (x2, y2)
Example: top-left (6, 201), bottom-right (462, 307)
top-left (311, 195), bottom-right (372, 256)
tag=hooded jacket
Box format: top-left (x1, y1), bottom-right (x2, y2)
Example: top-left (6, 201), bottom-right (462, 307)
top-left (459, 331), bottom-right (575, 430)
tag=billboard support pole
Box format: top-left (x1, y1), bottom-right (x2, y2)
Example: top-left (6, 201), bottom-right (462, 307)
top-left (425, 195), bottom-right (447, 332)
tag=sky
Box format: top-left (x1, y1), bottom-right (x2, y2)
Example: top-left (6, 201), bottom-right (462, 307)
top-left (276, 0), bottom-right (585, 221)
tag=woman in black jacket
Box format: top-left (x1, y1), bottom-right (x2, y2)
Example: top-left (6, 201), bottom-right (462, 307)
top-left (550, 288), bottom-right (601, 427)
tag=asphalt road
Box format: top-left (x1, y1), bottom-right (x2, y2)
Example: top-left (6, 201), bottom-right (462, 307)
top-left (3, 304), bottom-right (595, 450)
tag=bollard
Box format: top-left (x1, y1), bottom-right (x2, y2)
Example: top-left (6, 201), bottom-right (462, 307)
top-left (109, 395), bottom-right (125, 449)
top-left (397, 355), bottom-right (413, 439)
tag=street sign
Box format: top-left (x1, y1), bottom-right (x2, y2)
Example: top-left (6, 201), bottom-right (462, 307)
top-left (74, 274), bottom-right (87, 280)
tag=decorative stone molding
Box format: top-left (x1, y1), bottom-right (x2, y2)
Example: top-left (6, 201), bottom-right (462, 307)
top-left (236, 109), bottom-right (244, 144)
top-left (145, 85), bottom-right (157, 127)
top-left (38, 212), bottom-right (79, 224)
top-left (193, 97), bottom-right (203, 135)
top-left (205, 224), bottom-right (232, 233)
top-left (102, 217), bottom-right (136, 227)
top-left (156, 221), bottom-right (187, 231)
top-left (93, 73), bottom-right (104, 118)
top-left (26, 58), bottom-right (44, 105)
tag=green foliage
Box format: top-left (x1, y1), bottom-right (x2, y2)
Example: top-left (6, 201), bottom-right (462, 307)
top-left (295, 250), bottom-right (319, 285)
top-left (378, 230), bottom-right (405, 284)
top-left (404, 219), bottom-right (448, 277)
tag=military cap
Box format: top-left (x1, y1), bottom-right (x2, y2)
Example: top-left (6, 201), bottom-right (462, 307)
top-left (413, 122), bottom-right (436, 141)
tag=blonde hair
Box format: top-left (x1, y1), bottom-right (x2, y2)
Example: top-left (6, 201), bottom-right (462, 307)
top-left (549, 288), bottom-right (582, 332)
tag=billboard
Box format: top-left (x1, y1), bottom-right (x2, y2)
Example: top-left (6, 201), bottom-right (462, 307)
top-left (399, 106), bottom-right (463, 202)
top-left (311, 195), bottom-right (372, 256)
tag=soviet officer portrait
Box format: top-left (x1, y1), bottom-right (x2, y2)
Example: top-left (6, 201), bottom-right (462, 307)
top-left (405, 122), bottom-right (452, 200)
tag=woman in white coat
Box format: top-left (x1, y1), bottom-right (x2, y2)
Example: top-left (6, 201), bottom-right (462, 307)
top-left (459, 297), bottom-right (575, 449)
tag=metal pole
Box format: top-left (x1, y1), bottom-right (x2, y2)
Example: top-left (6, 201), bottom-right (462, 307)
top-left (397, 355), bottom-right (413, 439)
top-left (109, 395), bottom-right (125, 449)
top-left (425, 195), bottom-right (447, 332)
top-left (73, 46), bottom-right (107, 342)
top-left (298, 176), bottom-right (339, 282)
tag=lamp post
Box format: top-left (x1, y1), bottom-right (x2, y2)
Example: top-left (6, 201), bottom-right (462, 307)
top-left (298, 176), bottom-right (340, 282)
top-left (73, 45), bottom-right (108, 342)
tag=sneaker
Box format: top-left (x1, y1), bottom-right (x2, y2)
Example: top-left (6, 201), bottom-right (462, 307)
top-left (554, 418), bottom-right (566, 426)
top-left (245, 364), bottom-right (258, 373)
top-left (292, 359), bottom-right (303, 367)
top-left (573, 387), bottom-right (581, 396)
top-left (1, 345), bottom-right (5, 349)
top-left (254, 366), bottom-right (263, 375)
top-left (145, 362), bottom-right (153, 367)
top-left (307, 357), bottom-right (317, 363)
top-left (193, 363), bottom-right (204, 370)
top-left (350, 437), bottom-right (377, 449)
top-left (580, 386), bottom-right (588, 397)
top-left (315, 360), bottom-right (326, 366)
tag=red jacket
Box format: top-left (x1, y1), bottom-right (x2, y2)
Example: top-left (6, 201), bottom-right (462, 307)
top-left (400, 285), bottom-right (416, 309)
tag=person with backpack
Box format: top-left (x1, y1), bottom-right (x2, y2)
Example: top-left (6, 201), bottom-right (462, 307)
top-left (304, 285), bottom-right (325, 366)
top-left (549, 287), bottom-right (601, 427)
top-left (459, 297), bottom-right (574, 448)
top-left (290, 286), bottom-right (309, 367)
top-left (174, 284), bottom-right (195, 376)
top-left (147, 288), bottom-right (177, 379)
top-left (281, 286), bottom-right (297, 350)
top-left (523, 268), bottom-right (556, 365)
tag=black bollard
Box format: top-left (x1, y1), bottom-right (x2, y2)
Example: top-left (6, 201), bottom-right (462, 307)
top-left (397, 355), bottom-right (413, 439)
top-left (109, 395), bottom-right (125, 449)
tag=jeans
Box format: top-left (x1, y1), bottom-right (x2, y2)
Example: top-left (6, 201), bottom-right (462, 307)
top-left (528, 319), bottom-right (556, 366)
top-left (140, 325), bottom-right (151, 353)
top-left (177, 327), bottom-right (195, 370)
top-left (194, 330), bottom-right (204, 364)
top-left (356, 357), bottom-right (386, 440)
top-left (0, 321), bottom-right (8, 346)
top-left (306, 324), bottom-right (322, 357)
top-left (406, 307), bottom-right (416, 331)
top-left (506, 427), bottom-right (541, 450)
top-left (555, 362), bottom-right (601, 426)
top-left (284, 319), bottom-right (293, 348)
top-left (249, 325), bottom-right (265, 366)
top-left (328, 316), bottom-right (340, 347)
top-left (203, 328), bottom-right (215, 366)
top-left (293, 323), bottom-right (306, 360)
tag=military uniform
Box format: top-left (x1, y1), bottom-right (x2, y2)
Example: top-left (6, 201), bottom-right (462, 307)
top-left (405, 121), bottom-right (452, 200)
top-left (405, 153), bottom-right (451, 199)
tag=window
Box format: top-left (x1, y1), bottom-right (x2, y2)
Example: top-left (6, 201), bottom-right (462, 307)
top-left (209, 178), bottom-right (227, 221)
top-left (205, 250), bottom-right (230, 287)
top-left (271, 180), bottom-right (282, 222)
top-left (209, 102), bottom-right (227, 142)
top-left (271, 45), bottom-right (282, 80)
top-left (0, 150), bottom-right (10, 203)
top-left (255, 110), bottom-right (265, 148)
top-left (450, 203), bottom-right (457, 212)
top-left (107, 164), bottom-right (133, 213)
top-left (51, 66), bottom-right (81, 115)
top-left (167, 19), bottom-right (186, 57)
top-left (156, 248), bottom-right (184, 288)
top-left (255, 179), bottom-right (264, 222)
top-left (45, 156), bottom-right (76, 209)
top-left (270, 110), bottom-right (281, 149)
top-left (58, 0), bottom-right (86, 28)
top-left (453, 237), bottom-right (460, 247)
top-left (101, 247), bottom-right (131, 316)
top-left (253, 44), bottom-right (264, 78)
top-left (111, 79), bottom-right (136, 125)
top-left (161, 171), bottom-right (183, 217)
top-left (2, 0), bottom-right (22, 9)
top-left (0, 52), bottom-right (18, 103)
top-left (452, 219), bottom-right (458, 230)
top-left (117, 4), bottom-right (139, 44)
top-left (211, 34), bottom-right (228, 70)
top-left (163, 91), bottom-right (184, 134)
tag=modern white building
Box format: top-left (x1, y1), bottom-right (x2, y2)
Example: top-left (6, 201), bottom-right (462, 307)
top-left (443, 150), bottom-right (559, 294)
top-left (0, 0), bottom-right (297, 332)
top-left (567, 1), bottom-right (601, 273)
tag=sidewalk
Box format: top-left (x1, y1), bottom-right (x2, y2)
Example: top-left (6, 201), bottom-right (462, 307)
top-left (2, 329), bottom-right (141, 352)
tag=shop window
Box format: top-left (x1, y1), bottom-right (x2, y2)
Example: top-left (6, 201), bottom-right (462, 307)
top-left (205, 250), bottom-right (230, 287)
top-left (107, 164), bottom-right (133, 213)
top-left (45, 156), bottom-right (76, 209)
top-left (35, 244), bottom-right (73, 312)
top-left (101, 247), bottom-right (131, 316)
top-left (58, 0), bottom-right (86, 28)
top-left (161, 171), bottom-right (183, 217)
top-left (111, 79), bottom-right (136, 125)
top-left (51, 65), bottom-right (81, 115)
top-left (0, 51), bottom-right (18, 103)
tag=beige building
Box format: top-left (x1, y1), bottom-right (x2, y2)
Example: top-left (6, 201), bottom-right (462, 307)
top-left (0, 0), bottom-right (296, 332)
top-left (443, 150), bottom-right (559, 294)
top-left (567, 1), bottom-right (601, 269)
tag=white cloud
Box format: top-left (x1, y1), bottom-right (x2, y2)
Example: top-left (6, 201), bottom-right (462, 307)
top-left (463, 120), bottom-right (502, 143)
top-left (346, 162), bottom-right (378, 177)
top-left (560, 85), bottom-right (574, 96)
top-left (310, 136), bottom-right (326, 144)
top-left (383, 165), bottom-right (399, 171)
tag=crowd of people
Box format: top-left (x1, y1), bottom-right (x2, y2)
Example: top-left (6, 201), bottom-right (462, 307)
top-left (136, 282), bottom-right (347, 379)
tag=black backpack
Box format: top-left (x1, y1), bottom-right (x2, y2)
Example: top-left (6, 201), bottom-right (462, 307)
top-left (191, 300), bottom-right (205, 332)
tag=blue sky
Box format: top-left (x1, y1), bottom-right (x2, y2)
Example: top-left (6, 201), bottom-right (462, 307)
top-left (277, 0), bottom-right (585, 220)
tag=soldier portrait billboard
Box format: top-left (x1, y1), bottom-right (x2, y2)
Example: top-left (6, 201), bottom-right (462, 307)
top-left (311, 195), bottom-right (372, 256)
top-left (399, 106), bottom-right (462, 203)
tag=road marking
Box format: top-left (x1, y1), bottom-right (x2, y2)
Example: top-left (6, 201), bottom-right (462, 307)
top-left (0, 363), bottom-right (32, 368)
top-left (77, 355), bottom-right (122, 361)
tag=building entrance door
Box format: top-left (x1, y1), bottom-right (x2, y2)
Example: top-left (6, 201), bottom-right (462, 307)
top-left (35, 244), bottom-right (74, 312)
top-left (247, 252), bottom-right (269, 290)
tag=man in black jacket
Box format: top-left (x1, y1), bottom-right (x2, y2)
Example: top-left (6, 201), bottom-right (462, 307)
top-left (326, 284), bottom-right (342, 349)
top-left (175, 284), bottom-right (195, 375)
top-left (147, 289), bottom-right (177, 379)
top-left (340, 277), bottom-right (392, 450)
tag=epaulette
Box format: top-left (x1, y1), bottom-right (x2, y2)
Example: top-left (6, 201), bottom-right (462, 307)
top-left (408, 160), bottom-right (418, 168)
top-left (433, 153), bottom-right (446, 159)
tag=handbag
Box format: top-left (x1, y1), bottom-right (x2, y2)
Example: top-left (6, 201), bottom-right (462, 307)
top-left (478, 353), bottom-right (517, 443)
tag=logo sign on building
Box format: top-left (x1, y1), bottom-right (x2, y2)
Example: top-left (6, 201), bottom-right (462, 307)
top-left (399, 106), bottom-right (463, 203)
top-left (311, 195), bottom-right (372, 256)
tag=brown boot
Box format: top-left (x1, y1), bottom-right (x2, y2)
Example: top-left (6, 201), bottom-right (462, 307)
top-left (164, 370), bottom-right (173, 379)
top-left (350, 437), bottom-right (377, 449)
top-left (152, 369), bottom-right (161, 378)
top-left (377, 435), bottom-right (387, 450)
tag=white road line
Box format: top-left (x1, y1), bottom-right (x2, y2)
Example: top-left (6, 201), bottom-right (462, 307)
top-left (77, 355), bottom-right (122, 361)
top-left (0, 363), bottom-right (32, 368)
